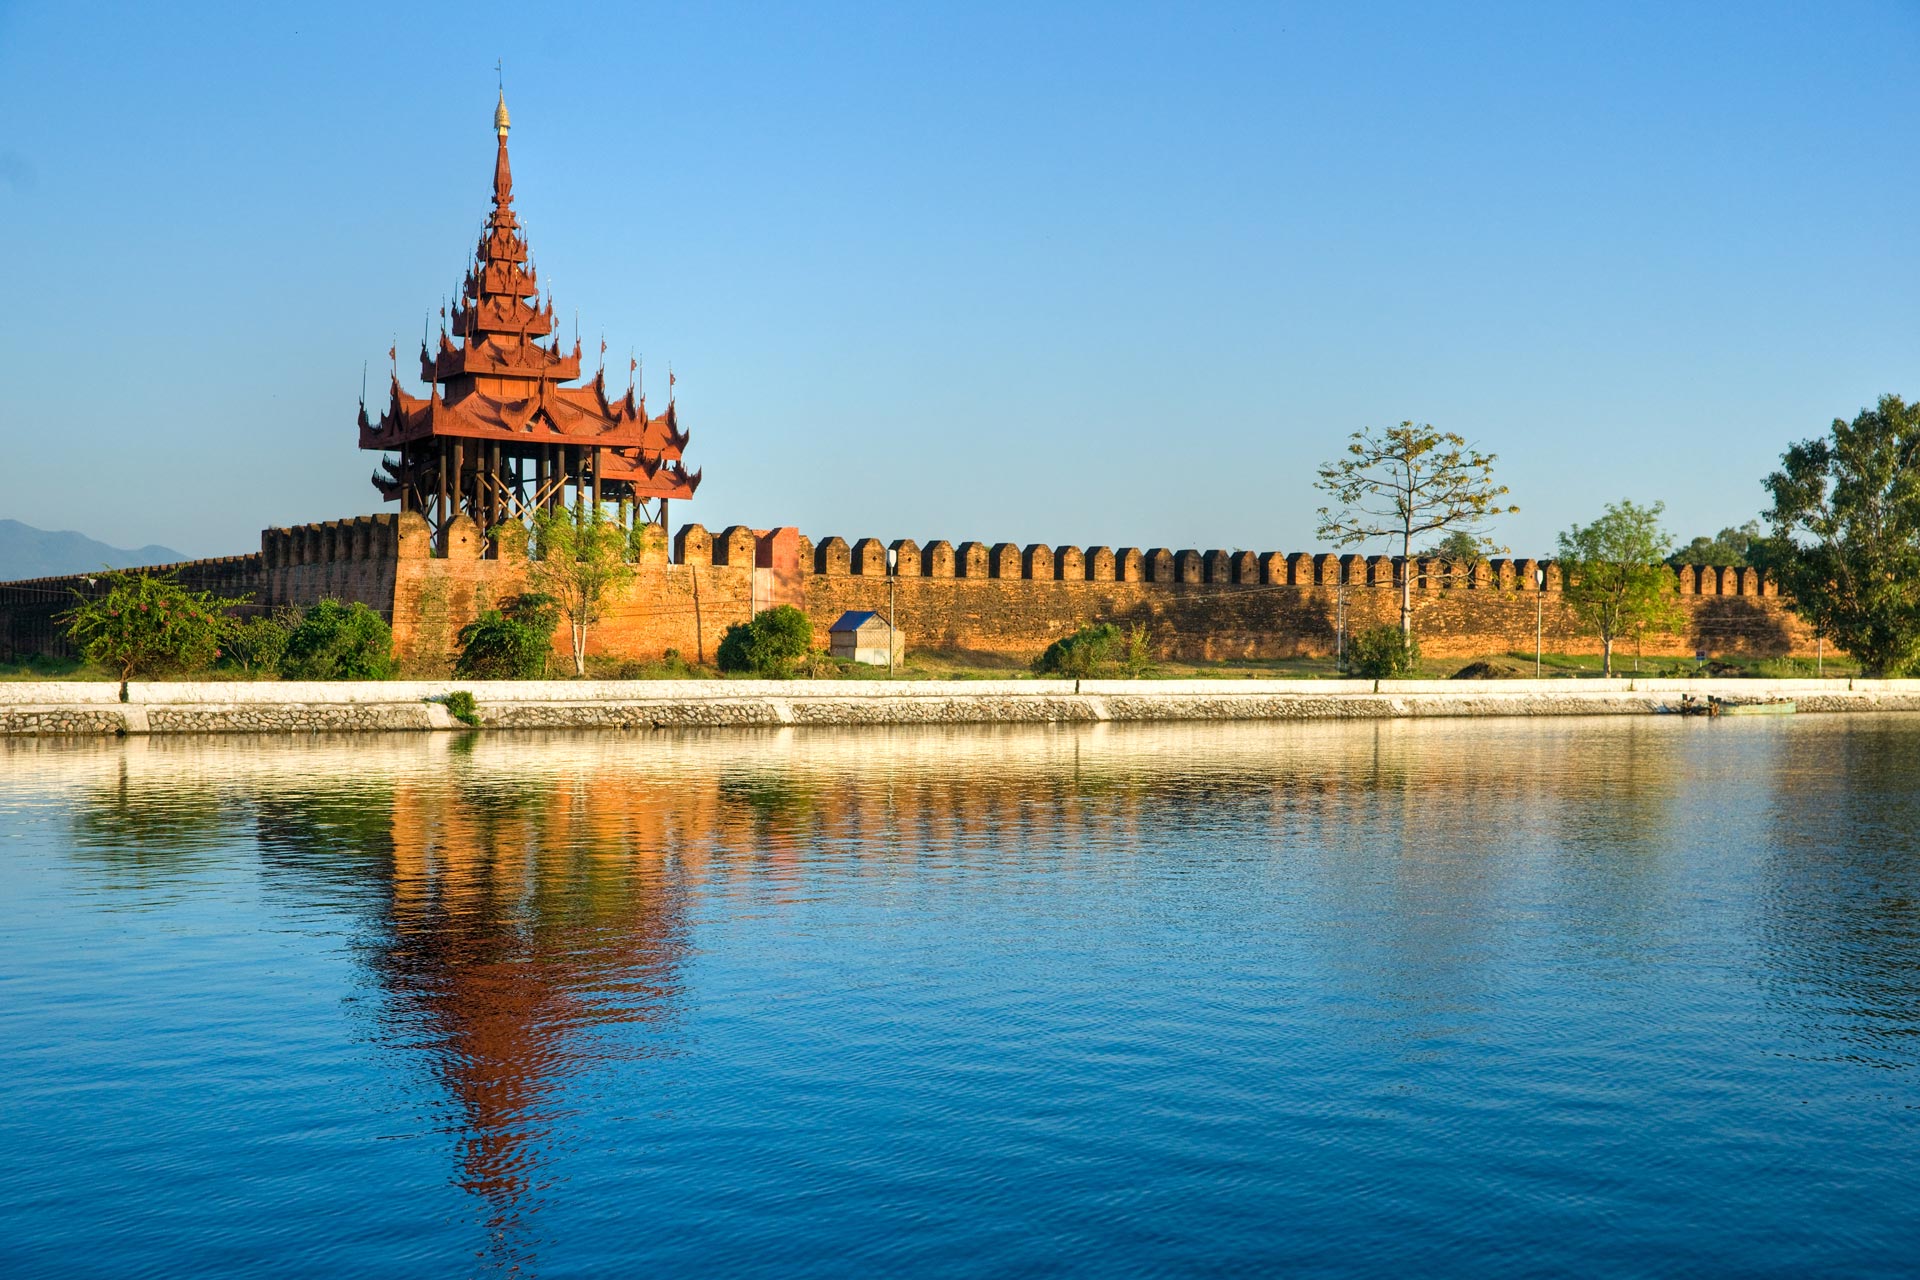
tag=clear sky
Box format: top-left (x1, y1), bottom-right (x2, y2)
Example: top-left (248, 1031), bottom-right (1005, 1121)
top-left (2, 1), bottom-right (1916, 559)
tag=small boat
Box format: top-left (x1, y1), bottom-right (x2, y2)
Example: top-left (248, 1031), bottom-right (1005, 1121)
top-left (1708, 695), bottom-right (1796, 717)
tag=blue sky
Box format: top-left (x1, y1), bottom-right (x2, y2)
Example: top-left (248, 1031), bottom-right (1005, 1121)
top-left (2, 1), bottom-right (1916, 558)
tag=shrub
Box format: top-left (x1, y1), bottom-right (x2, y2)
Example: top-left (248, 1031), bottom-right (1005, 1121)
top-left (1120, 624), bottom-right (1153, 678)
top-left (716, 605), bottom-right (815, 677)
top-left (1033, 623), bottom-right (1120, 678)
top-left (443, 690), bottom-right (480, 726)
top-left (60, 570), bottom-right (243, 691)
top-left (280, 600), bottom-right (395, 680)
top-left (221, 607), bottom-right (298, 675)
top-left (1344, 624), bottom-right (1420, 679)
top-left (454, 593), bottom-right (558, 680)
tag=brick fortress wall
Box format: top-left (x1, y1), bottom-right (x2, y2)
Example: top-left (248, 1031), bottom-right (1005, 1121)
top-left (787, 536), bottom-right (1814, 662)
top-left (0, 516), bottom-right (1816, 667)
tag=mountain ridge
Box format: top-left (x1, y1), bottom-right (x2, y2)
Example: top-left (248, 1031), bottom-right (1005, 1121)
top-left (0, 519), bottom-right (188, 581)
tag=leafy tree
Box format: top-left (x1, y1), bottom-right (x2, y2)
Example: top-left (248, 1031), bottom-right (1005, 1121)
top-left (1344, 624), bottom-right (1420, 679)
top-left (1556, 499), bottom-right (1684, 677)
top-left (1033, 623), bottom-right (1120, 678)
top-left (60, 569), bottom-right (242, 695)
top-left (280, 599), bottom-right (395, 680)
top-left (221, 607), bottom-right (299, 675)
top-left (1316, 422), bottom-right (1519, 642)
top-left (1419, 530), bottom-right (1486, 565)
top-left (454, 593), bottom-right (559, 680)
top-left (1760, 394), bottom-right (1920, 676)
top-left (1669, 520), bottom-right (1761, 568)
top-left (526, 504), bottom-right (634, 677)
top-left (716, 605), bottom-right (815, 677)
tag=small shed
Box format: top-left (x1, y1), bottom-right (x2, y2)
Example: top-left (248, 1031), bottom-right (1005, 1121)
top-left (828, 610), bottom-right (901, 665)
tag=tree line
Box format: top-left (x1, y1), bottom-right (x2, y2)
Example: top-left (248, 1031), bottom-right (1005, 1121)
top-left (55, 395), bottom-right (1920, 682)
top-left (1313, 394), bottom-right (1920, 677)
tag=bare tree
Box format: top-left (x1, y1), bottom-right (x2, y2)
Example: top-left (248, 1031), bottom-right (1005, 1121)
top-left (1315, 422), bottom-right (1518, 642)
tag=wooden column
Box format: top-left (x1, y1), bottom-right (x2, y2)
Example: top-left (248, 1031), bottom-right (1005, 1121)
top-left (590, 447), bottom-right (601, 510)
top-left (452, 441), bottom-right (465, 525)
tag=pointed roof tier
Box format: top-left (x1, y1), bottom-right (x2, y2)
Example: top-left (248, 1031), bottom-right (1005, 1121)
top-left (359, 94), bottom-right (700, 507)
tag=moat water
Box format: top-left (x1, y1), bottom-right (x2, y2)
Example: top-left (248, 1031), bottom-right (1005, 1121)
top-left (2, 719), bottom-right (1918, 1277)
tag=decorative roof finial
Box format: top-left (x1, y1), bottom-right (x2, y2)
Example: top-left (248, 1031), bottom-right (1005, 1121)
top-left (494, 61), bottom-right (510, 138)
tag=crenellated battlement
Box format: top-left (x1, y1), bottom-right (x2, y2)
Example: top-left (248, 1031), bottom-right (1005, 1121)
top-left (792, 537), bottom-right (1778, 597)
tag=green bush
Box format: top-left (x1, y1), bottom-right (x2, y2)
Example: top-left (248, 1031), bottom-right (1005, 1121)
top-left (60, 570), bottom-right (243, 689)
top-left (1033, 623), bottom-right (1120, 678)
top-left (716, 605), bottom-right (815, 677)
top-left (280, 600), bottom-right (395, 680)
top-left (1344, 625), bottom-right (1420, 679)
top-left (221, 607), bottom-right (298, 675)
top-left (1120, 624), bottom-right (1153, 678)
top-left (443, 690), bottom-right (480, 726)
top-left (453, 593), bottom-right (559, 680)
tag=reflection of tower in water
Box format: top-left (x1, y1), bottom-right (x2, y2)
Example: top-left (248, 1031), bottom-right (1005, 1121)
top-left (365, 770), bottom-right (697, 1250)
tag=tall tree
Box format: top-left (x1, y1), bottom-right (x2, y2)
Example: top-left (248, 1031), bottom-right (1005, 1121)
top-left (1556, 500), bottom-right (1683, 677)
top-left (525, 504), bottom-right (634, 676)
top-left (60, 569), bottom-right (243, 698)
top-left (1760, 394), bottom-right (1920, 677)
top-left (1669, 520), bottom-right (1762, 568)
top-left (1315, 422), bottom-right (1518, 641)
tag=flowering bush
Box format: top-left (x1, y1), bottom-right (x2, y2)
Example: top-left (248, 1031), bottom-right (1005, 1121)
top-left (61, 571), bottom-right (242, 688)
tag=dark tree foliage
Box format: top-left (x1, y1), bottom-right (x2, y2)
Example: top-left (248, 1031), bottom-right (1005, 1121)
top-left (1761, 394), bottom-right (1920, 676)
top-left (717, 605), bottom-right (815, 677)
top-left (1032, 623), bottom-right (1122, 678)
top-left (1669, 521), bottom-right (1761, 568)
top-left (454, 593), bottom-right (559, 680)
top-left (1343, 624), bottom-right (1420, 679)
top-left (280, 600), bottom-right (396, 680)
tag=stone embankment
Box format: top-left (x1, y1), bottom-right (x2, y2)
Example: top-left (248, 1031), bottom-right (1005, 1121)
top-left (3, 679), bottom-right (1920, 736)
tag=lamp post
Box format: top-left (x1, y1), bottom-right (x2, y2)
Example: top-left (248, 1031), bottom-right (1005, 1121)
top-left (1535, 564), bottom-right (1546, 678)
top-left (886, 547), bottom-right (897, 678)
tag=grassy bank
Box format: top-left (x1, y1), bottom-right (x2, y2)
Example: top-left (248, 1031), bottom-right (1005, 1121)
top-left (3, 647), bottom-right (1863, 683)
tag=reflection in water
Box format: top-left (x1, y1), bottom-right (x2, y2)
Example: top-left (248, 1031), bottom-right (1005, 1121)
top-left (6, 718), bottom-right (1920, 1276)
top-left (258, 766), bottom-right (694, 1268)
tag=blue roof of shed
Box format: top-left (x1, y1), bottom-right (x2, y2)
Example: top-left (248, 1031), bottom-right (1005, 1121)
top-left (829, 610), bottom-right (888, 632)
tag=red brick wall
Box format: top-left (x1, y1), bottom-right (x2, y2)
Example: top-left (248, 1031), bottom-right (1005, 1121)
top-left (7, 514), bottom-right (1813, 668)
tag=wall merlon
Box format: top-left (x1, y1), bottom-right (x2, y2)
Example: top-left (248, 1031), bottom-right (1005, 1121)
top-left (674, 523), bottom-right (713, 566)
top-left (715, 525), bottom-right (759, 567)
top-left (814, 536), bottom-right (851, 575)
top-left (1054, 546), bottom-right (1085, 580)
top-left (849, 537), bottom-right (888, 576)
top-left (923, 540), bottom-right (955, 578)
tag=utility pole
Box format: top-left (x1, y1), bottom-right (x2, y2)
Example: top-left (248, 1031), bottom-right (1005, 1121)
top-left (1535, 565), bottom-right (1546, 678)
top-left (886, 547), bottom-right (897, 677)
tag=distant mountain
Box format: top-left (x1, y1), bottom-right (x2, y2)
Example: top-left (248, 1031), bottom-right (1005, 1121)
top-left (0, 519), bottom-right (187, 581)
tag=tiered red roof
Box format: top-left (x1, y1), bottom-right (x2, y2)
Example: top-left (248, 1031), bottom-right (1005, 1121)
top-left (359, 93), bottom-right (700, 508)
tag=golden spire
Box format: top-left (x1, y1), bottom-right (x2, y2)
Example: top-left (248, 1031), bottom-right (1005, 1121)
top-left (494, 89), bottom-right (511, 139)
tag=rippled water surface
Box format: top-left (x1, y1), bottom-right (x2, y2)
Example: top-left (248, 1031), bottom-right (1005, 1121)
top-left (3, 718), bottom-right (1919, 1277)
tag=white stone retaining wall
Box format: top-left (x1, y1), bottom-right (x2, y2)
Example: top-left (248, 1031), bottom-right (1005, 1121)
top-left (2, 678), bottom-right (1919, 736)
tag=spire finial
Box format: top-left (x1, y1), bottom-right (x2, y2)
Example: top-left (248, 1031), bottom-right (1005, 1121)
top-left (493, 62), bottom-right (510, 138)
